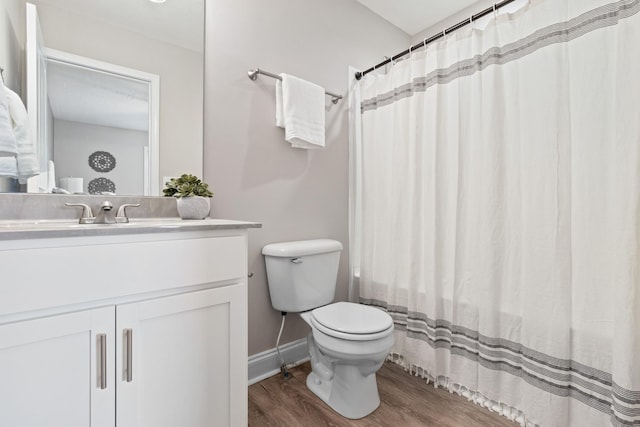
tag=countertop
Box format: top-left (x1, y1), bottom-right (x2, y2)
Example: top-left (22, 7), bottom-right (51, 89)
top-left (0, 218), bottom-right (262, 241)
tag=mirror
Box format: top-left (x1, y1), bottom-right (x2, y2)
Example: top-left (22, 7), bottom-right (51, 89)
top-left (44, 49), bottom-right (159, 195)
top-left (0, 0), bottom-right (204, 195)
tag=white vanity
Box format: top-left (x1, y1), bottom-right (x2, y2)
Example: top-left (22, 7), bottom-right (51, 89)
top-left (0, 218), bottom-right (260, 427)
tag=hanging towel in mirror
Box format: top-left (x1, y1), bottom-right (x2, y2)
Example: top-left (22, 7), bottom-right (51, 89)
top-left (276, 73), bottom-right (325, 149)
top-left (0, 78), bottom-right (18, 158)
top-left (5, 87), bottom-right (39, 183)
top-left (0, 157), bottom-right (18, 178)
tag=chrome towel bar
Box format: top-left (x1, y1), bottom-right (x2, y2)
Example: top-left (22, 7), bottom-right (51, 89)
top-left (248, 68), bottom-right (342, 104)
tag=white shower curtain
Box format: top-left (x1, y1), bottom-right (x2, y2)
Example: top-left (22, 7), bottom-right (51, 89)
top-left (355, 0), bottom-right (640, 426)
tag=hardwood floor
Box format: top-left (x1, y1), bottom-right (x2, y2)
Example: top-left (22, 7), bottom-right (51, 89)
top-left (249, 361), bottom-right (517, 427)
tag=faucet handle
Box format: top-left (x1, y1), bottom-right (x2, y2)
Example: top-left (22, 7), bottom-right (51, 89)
top-left (116, 203), bottom-right (141, 223)
top-left (65, 202), bottom-right (95, 224)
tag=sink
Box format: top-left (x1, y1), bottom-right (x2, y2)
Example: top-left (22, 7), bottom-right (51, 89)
top-left (0, 218), bottom-right (207, 234)
top-left (0, 219), bottom-right (81, 229)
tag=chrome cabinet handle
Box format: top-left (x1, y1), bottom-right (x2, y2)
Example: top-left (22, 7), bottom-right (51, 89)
top-left (123, 329), bottom-right (133, 382)
top-left (97, 333), bottom-right (107, 390)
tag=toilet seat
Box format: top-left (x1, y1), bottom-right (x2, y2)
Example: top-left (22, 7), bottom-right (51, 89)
top-left (311, 302), bottom-right (394, 341)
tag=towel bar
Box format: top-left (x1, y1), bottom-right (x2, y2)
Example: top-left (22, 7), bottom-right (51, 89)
top-left (248, 68), bottom-right (342, 104)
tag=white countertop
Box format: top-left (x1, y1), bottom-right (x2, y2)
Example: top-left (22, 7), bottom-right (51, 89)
top-left (0, 218), bottom-right (261, 240)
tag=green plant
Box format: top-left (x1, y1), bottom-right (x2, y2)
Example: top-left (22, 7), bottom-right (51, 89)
top-left (163, 174), bottom-right (213, 198)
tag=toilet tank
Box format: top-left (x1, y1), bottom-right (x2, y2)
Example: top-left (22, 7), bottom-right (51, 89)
top-left (262, 239), bottom-right (343, 313)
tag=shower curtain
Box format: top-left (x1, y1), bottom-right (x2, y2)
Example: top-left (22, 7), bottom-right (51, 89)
top-left (354, 0), bottom-right (640, 426)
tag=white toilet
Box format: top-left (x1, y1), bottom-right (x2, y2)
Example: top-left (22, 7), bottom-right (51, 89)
top-left (262, 239), bottom-right (394, 419)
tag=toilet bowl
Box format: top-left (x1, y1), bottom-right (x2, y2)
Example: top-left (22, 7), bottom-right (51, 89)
top-left (262, 239), bottom-right (394, 419)
top-left (300, 302), bottom-right (394, 419)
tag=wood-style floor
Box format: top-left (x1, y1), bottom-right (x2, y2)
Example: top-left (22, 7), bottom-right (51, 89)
top-left (249, 361), bottom-right (517, 427)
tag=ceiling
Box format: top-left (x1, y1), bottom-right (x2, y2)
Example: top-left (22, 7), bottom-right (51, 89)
top-left (356, 0), bottom-right (483, 36)
top-left (47, 60), bottom-right (150, 132)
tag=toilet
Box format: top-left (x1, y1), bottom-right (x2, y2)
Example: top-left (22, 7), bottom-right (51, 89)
top-left (262, 239), bottom-right (394, 419)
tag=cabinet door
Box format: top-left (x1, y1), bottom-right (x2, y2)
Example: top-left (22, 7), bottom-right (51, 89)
top-left (0, 307), bottom-right (115, 427)
top-left (116, 284), bottom-right (247, 427)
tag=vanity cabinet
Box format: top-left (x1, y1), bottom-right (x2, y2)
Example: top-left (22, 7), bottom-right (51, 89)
top-left (116, 284), bottom-right (246, 427)
top-left (0, 306), bottom-right (116, 427)
top-left (0, 223), bottom-right (256, 427)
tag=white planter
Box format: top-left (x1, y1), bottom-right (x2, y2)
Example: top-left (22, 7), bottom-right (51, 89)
top-left (176, 196), bottom-right (211, 220)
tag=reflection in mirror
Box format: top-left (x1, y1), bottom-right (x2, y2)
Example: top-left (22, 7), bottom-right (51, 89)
top-left (45, 50), bottom-right (159, 195)
top-left (0, 0), bottom-right (204, 196)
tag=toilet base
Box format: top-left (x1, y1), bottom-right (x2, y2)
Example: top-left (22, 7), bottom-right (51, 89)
top-left (305, 331), bottom-right (382, 419)
top-left (299, 307), bottom-right (394, 420)
top-left (306, 367), bottom-right (380, 420)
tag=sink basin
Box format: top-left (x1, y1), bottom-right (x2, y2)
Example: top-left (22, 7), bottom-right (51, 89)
top-left (0, 218), bottom-right (179, 240)
top-left (0, 219), bottom-right (81, 229)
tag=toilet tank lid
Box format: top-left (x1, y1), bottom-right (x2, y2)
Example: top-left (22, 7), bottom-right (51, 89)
top-left (262, 239), bottom-right (343, 257)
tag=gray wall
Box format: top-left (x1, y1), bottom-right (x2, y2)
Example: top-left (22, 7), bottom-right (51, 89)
top-left (203, 0), bottom-right (409, 356)
top-left (53, 120), bottom-right (147, 195)
top-left (411, 0), bottom-right (528, 44)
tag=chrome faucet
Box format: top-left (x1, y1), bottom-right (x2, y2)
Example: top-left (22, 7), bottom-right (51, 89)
top-left (65, 201), bottom-right (140, 224)
top-left (94, 201), bottom-right (117, 224)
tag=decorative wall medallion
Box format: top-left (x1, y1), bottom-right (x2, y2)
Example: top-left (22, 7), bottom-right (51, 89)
top-left (88, 151), bottom-right (117, 173)
top-left (88, 177), bottom-right (116, 194)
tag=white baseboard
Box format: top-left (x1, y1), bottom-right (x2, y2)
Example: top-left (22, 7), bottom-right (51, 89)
top-left (248, 338), bottom-right (309, 385)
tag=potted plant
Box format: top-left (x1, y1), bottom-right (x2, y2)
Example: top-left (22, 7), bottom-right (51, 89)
top-left (163, 174), bottom-right (213, 219)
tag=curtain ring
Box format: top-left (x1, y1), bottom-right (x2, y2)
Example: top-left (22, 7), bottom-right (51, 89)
top-left (408, 44), bottom-right (413, 59)
top-left (493, 3), bottom-right (498, 17)
top-left (443, 28), bottom-right (447, 38)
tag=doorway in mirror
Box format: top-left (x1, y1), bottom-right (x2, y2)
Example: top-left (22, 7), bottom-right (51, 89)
top-left (44, 49), bottom-right (159, 196)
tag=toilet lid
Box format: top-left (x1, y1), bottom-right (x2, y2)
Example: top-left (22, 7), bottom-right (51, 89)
top-left (311, 302), bottom-right (393, 335)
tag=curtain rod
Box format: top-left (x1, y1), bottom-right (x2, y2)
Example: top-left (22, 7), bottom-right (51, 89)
top-left (355, 0), bottom-right (518, 80)
top-left (248, 68), bottom-right (342, 104)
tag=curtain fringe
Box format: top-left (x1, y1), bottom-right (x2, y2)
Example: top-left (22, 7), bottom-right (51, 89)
top-left (387, 352), bottom-right (539, 427)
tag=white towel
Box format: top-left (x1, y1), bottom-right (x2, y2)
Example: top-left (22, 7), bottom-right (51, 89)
top-left (0, 78), bottom-right (18, 157)
top-left (276, 73), bottom-right (325, 149)
top-left (275, 80), bottom-right (285, 129)
top-left (0, 157), bottom-right (18, 178)
top-left (6, 87), bottom-right (39, 183)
